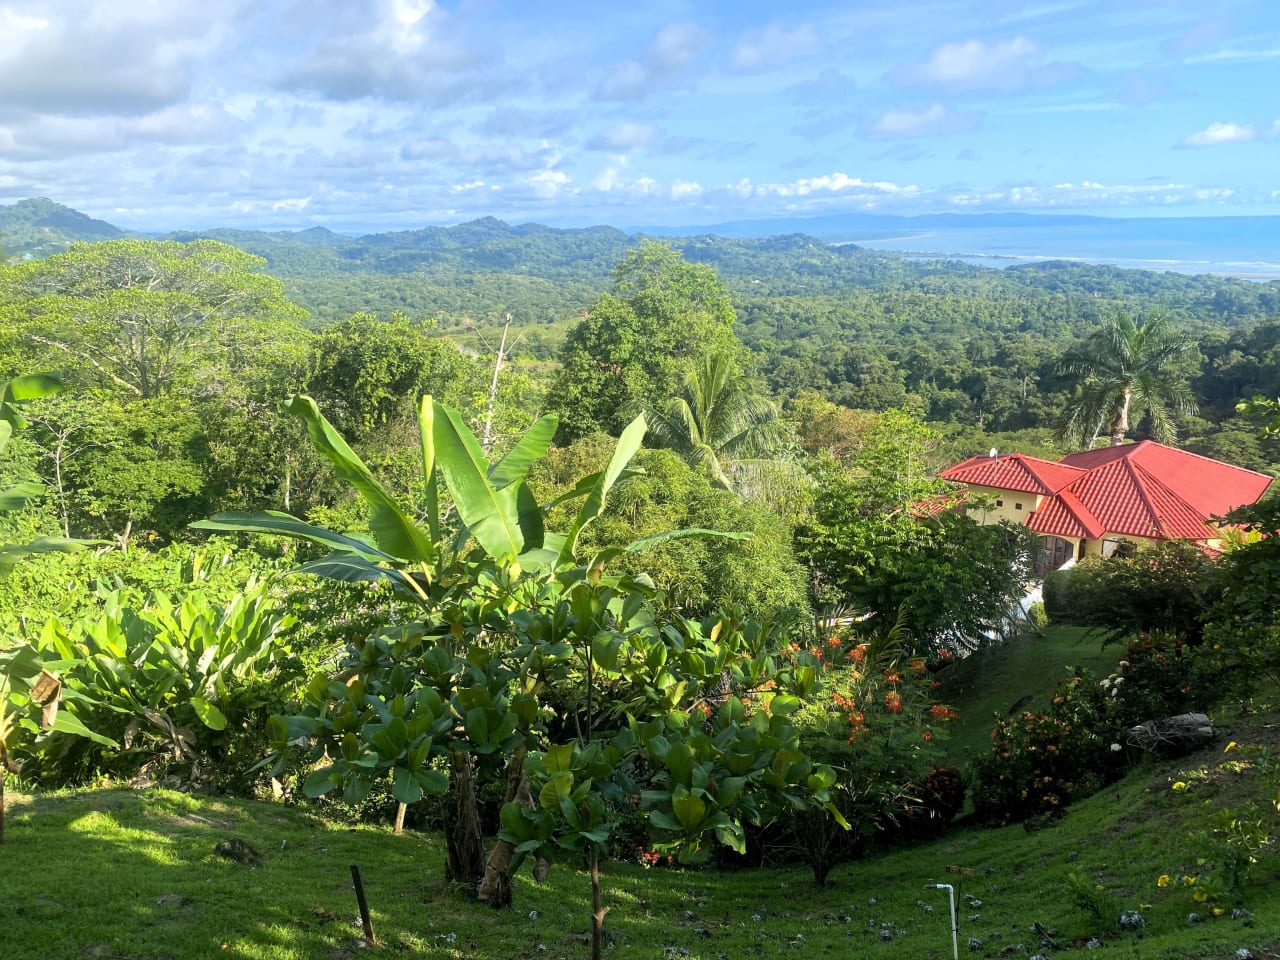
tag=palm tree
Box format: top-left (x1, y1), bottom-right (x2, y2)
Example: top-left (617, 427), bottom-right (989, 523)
top-left (645, 351), bottom-right (783, 490)
top-left (1056, 313), bottom-right (1198, 448)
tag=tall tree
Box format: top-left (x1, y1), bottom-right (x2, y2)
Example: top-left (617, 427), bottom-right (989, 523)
top-left (1055, 313), bottom-right (1198, 448)
top-left (645, 351), bottom-right (782, 490)
top-left (1, 239), bottom-right (307, 399)
top-left (549, 242), bottom-right (744, 440)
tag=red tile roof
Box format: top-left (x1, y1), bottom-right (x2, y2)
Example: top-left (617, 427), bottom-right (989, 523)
top-left (1059, 440), bottom-right (1273, 521)
top-left (943, 440), bottom-right (1272, 544)
top-left (939, 453), bottom-right (1086, 495)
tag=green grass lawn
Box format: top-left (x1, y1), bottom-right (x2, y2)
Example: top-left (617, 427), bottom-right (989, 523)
top-left (2, 711), bottom-right (1275, 960)
top-left (940, 626), bottom-right (1126, 764)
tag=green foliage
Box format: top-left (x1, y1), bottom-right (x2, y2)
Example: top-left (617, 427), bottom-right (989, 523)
top-left (782, 624), bottom-right (953, 883)
top-left (1050, 541), bottom-right (1219, 645)
top-left (1056, 313), bottom-right (1199, 448)
top-left (16, 576), bottom-right (300, 790)
top-left (1, 239), bottom-right (308, 400)
top-left (970, 671), bottom-right (1120, 824)
top-left (1203, 499), bottom-right (1280, 696)
top-left (798, 410), bottom-right (1033, 652)
top-left (644, 350), bottom-right (785, 491)
top-left (549, 243), bottom-right (744, 441)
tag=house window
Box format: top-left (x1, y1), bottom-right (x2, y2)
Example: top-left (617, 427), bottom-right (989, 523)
top-left (1014, 502), bottom-right (1023, 510)
top-left (995, 499), bottom-right (1003, 507)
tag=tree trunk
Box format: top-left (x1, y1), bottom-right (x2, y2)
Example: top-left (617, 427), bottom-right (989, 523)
top-left (443, 752), bottom-right (485, 890)
top-left (590, 847), bottom-right (609, 960)
top-left (477, 746), bottom-right (528, 908)
top-left (1110, 388), bottom-right (1132, 446)
top-left (394, 802), bottom-right (406, 836)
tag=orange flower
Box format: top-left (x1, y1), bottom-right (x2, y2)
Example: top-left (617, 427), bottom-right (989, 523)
top-left (922, 730), bottom-right (934, 742)
top-left (827, 636), bottom-right (842, 647)
top-left (910, 659), bottom-right (927, 675)
top-left (849, 644), bottom-right (868, 663)
top-left (883, 672), bottom-right (900, 683)
top-left (884, 691), bottom-right (903, 714)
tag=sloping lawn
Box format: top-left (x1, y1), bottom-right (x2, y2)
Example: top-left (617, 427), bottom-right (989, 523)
top-left (1, 715), bottom-right (1274, 960)
top-left (940, 626), bottom-right (1125, 763)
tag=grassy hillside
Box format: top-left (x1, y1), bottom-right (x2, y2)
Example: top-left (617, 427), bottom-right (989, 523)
top-left (2, 712), bottom-right (1275, 960)
top-left (940, 626), bottom-right (1126, 763)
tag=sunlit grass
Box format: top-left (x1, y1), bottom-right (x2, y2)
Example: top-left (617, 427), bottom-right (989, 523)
top-left (2, 719), bottom-right (1275, 960)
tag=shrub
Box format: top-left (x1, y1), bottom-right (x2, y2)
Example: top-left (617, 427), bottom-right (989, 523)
top-left (899, 765), bottom-right (965, 839)
top-left (16, 577), bottom-right (304, 792)
top-left (970, 671), bottom-right (1122, 824)
top-left (1027, 601), bottom-right (1050, 629)
top-left (1099, 634), bottom-right (1215, 728)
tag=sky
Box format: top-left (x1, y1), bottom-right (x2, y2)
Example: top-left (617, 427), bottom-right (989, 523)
top-left (0, 0), bottom-right (1277, 232)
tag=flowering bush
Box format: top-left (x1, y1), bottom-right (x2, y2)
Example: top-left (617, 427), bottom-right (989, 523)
top-left (1098, 635), bottom-right (1212, 729)
top-left (970, 670), bottom-right (1122, 824)
top-left (898, 765), bottom-right (965, 839)
top-left (776, 627), bottom-right (958, 883)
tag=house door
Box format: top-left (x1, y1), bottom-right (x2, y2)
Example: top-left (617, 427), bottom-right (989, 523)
top-left (1036, 536), bottom-right (1076, 578)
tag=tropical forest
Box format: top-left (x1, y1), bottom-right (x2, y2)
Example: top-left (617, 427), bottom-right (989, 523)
top-left (1, 200), bottom-right (1279, 960)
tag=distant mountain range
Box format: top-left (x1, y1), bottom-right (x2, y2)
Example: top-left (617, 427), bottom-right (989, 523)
top-left (4, 198), bottom-right (1278, 283)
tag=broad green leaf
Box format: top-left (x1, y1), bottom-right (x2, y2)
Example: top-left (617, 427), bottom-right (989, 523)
top-left (284, 395), bottom-right (435, 564)
top-left (544, 743), bottom-right (574, 774)
top-left (343, 776), bottom-right (372, 804)
top-left (192, 511), bottom-right (395, 561)
top-left (624, 528), bottom-right (751, 553)
top-left (191, 696), bottom-right (228, 731)
top-left (417, 769), bottom-right (450, 795)
top-left (416, 397), bottom-right (440, 542)
top-left (392, 765), bottom-right (424, 805)
top-left (431, 401), bottom-right (526, 562)
top-left (302, 766), bottom-right (338, 797)
top-left (2, 373), bottom-right (63, 403)
top-left (49, 711), bottom-right (118, 748)
top-left (672, 793), bottom-right (706, 832)
top-left (769, 694), bottom-right (801, 717)
top-left (0, 536), bottom-right (95, 577)
top-left (0, 481), bottom-right (44, 512)
top-left (293, 555), bottom-right (414, 595)
top-left (559, 413), bottom-right (646, 564)
top-left (488, 414), bottom-right (557, 489)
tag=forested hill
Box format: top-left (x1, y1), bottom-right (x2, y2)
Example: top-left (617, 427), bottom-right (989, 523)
top-left (0, 198), bottom-right (127, 257)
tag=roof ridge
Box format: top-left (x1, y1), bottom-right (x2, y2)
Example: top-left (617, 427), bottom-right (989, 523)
top-left (1127, 460), bottom-right (1215, 538)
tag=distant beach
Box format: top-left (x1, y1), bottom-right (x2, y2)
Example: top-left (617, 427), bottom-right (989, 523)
top-left (834, 220), bottom-right (1280, 280)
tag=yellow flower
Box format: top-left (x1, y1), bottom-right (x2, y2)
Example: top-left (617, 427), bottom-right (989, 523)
top-left (1212, 907), bottom-right (1225, 917)
top-left (1171, 781), bottom-right (1188, 792)
top-left (1225, 741), bottom-right (1238, 753)
top-left (1157, 875), bottom-right (1171, 887)
top-left (1192, 890), bottom-right (1210, 903)
top-left (1183, 875), bottom-right (1197, 887)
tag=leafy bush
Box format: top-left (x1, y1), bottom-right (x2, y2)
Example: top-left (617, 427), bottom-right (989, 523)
top-left (898, 765), bottom-right (965, 839)
top-left (18, 577), bottom-right (302, 791)
top-left (774, 623), bottom-right (955, 883)
top-left (970, 671), bottom-right (1122, 824)
top-left (1099, 635), bottom-right (1215, 728)
top-left (1053, 542), bottom-right (1218, 644)
top-left (1027, 601), bottom-right (1050, 629)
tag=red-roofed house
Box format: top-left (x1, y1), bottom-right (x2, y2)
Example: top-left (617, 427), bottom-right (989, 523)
top-left (939, 441), bottom-right (1272, 574)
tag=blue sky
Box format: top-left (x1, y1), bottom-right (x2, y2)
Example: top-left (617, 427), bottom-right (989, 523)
top-left (0, 0), bottom-right (1277, 231)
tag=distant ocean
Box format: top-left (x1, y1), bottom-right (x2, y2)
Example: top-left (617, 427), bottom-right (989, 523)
top-left (829, 217), bottom-right (1280, 280)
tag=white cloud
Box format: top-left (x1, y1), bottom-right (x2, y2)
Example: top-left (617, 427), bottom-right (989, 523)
top-left (1177, 121), bottom-right (1257, 147)
top-left (868, 103), bottom-right (983, 138)
top-left (596, 22), bottom-right (712, 101)
top-left (669, 178), bottom-right (703, 199)
top-left (732, 22), bottom-right (821, 72)
top-left (888, 36), bottom-right (1078, 93)
top-left (0, 1), bottom-right (225, 116)
top-left (586, 122), bottom-right (659, 152)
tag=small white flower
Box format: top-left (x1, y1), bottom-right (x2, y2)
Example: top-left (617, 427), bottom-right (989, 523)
top-left (1119, 660), bottom-right (1130, 668)
top-left (1110, 743), bottom-right (1122, 752)
top-left (1114, 677), bottom-right (1124, 685)
top-left (1100, 679), bottom-right (1111, 688)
